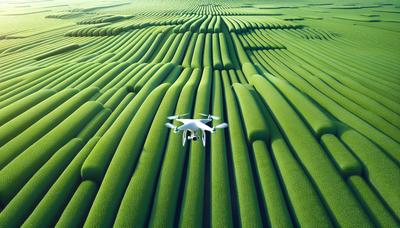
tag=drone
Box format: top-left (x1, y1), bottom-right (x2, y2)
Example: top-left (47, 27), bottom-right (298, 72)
top-left (165, 113), bottom-right (228, 147)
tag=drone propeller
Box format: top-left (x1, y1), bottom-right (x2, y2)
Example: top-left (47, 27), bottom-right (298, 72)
top-left (214, 123), bottom-right (228, 129)
top-left (167, 113), bottom-right (189, 120)
top-left (199, 113), bottom-right (220, 120)
top-left (165, 123), bottom-right (177, 129)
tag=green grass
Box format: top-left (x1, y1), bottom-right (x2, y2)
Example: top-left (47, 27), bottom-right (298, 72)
top-left (0, 0), bottom-right (399, 227)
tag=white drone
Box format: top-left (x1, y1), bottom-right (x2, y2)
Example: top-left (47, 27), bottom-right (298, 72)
top-left (165, 113), bottom-right (228, 147)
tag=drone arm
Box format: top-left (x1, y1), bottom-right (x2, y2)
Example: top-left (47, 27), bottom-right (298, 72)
top-left (212, 123), bottom-right (228, 132)
top-left (165, 123), bottom-right (179, 133)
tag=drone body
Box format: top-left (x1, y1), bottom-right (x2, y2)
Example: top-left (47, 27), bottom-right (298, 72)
top-left (165, 114), bottom-right (228, 146)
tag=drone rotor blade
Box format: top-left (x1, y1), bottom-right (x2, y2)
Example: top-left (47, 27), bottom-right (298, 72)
top-left (167, 115), bottom-right (178, 120)
top-left (215, 123), bottom-right (228, 129)
top-left (165, 123), bottom-right (177, 129)
top-left (199, 113), bottom-right (220, 120)
top-left (168, 113), bottom-right (189, 120)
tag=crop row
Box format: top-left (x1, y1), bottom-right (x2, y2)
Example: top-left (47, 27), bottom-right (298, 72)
top-left (45, 12), bottom-right (84, 19)
top-left (66, 15), bottom-right (188, 37)
top-left (173, 15), bottom-right (223, 33)
top-left (287, 28), bottom-right (339, 40)
top-left (223, 16), bottom-right (302, 33)
top-left (77, 15), bottom-right (130, 25)
top-left (238, 30), bottom-right (286, 50)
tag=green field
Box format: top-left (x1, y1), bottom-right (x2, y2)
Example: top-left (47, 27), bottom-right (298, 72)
top-left (0, 0), bottom-right (399, 227)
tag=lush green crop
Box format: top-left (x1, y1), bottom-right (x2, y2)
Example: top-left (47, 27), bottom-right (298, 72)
top-left (84, 84), bottom-right (170, 227)
top-left (113, 68), bottom-right (191, 227)
top-left (252, 75), bottom-right (372, 227)
top-left (233, 83), bottom-right (269, 142)
top-left (179, 67), bottom-right (212, 227)
top-left (222, 70), bottom-right (263, 227)
top-left (149, 69), bottom-right (201, 227)
top-left (320, 134), bottom-right (362, 177)
top-left (0, 0), bottom-right (398, 227)
top-left (0, 138), bottom-right (83, 227)
top-left (21, 137), bottom-right (99, 228)
top-left (56, 180), bottom-right (98, 228)
top-left (34, 44), bottom-right (81, 61)
top-left (209, 70), bottom-right (234, 227)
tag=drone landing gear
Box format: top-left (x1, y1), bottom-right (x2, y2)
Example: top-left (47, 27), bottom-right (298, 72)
top-left (183, 130), bottom-right (187, 146)
top-left (182, 131), bottom-right (206, 147)
top-left (202, 130), bottom-right (206, 147)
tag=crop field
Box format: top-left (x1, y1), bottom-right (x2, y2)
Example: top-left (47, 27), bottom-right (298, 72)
top-left (0, 0), bottom-right (399, 227)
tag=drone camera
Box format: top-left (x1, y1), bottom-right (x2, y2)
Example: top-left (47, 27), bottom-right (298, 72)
top-left (188, 134), bottom-right (198, 141)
